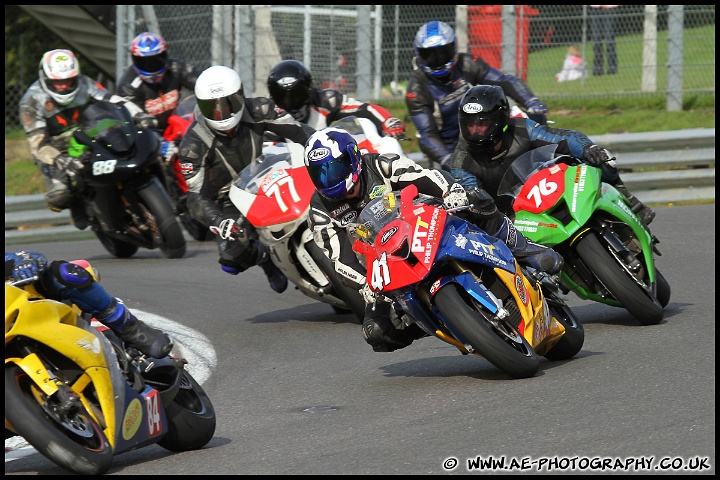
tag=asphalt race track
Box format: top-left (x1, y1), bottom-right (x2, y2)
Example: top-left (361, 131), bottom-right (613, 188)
top-left (5, 203), bottom-right (715, 475)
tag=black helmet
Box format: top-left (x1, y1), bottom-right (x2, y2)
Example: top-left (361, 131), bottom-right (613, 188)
top-left (267, 60), bottom-right (313, 121)
top-left (458, 85), bottom-right (510, 154)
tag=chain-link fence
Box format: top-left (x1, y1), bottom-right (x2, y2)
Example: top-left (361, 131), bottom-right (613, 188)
top-left (5, 5), bottom-right (715, 135)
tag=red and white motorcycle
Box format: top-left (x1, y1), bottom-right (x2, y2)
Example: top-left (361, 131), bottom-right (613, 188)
top-left (228, 116), bottom-right (404, 322)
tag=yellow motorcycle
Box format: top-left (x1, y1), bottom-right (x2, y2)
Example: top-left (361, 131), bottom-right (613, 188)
top-left (5, 261), bottom-right (216, 474)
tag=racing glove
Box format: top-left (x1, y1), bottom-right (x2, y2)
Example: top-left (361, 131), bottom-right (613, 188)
top-left (7, 250), bottom-right (48, 281)
top-left (160, 141), bottom-right (178, 161)
top-left (442, 183), bottom-right (470, 210)
top-left (382, 117), bottom-right (406, 139)
top-left (525, 98), bottom-right (549, 124)
top-left (134, 112), bottom-right (158, 130)
top-left (583, 144), bottom-right (612, 167)
top-left (212, 217), bottom-right (243, 241)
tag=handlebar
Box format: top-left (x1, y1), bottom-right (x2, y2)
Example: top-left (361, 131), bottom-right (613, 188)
top-left (7, 275), bottom-right (40, 287)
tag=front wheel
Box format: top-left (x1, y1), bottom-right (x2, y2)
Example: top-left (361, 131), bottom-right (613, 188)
top-left (138, 182), bottom-right (187, 258)
top-left (157, 369), bottom-right (216, 452)
top-left (543, 303), bottom-right (585, 361)
top-left (95, 230), bottom-right (139, 258)
top-left (655, 268), bottom-right (671, 308)
top-left (434, 283), bottom-right (539, 379)
top-left (4, 364), bottom-right (113, 475)
top-left (576, 233), bottom-right (663, 325)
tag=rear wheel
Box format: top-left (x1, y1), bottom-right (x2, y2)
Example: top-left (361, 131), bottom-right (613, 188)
top-left (157, 370), bottom-right (216, 452)
top-left (576, 233), bottom-right (663, 325)
top-left (4, 364), bottom-right (113, 475)
top-left (434, 283), bottom-right (539, 379)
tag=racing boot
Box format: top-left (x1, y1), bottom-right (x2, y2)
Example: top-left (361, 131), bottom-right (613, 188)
top-left (614, 181), bottom-right (656, 225)
top-left (98, 298), bottom-right (173, 358)
top-left (44, 175), bottom-right (73, 212)
top-left (69, 200), bottom-right (89, 230)
top-left (255, 242), bottom-right (288, 294)
top-left (361, 302), bottom-right (423, 352)
top-left (494, 217), bottom-right (564, 275)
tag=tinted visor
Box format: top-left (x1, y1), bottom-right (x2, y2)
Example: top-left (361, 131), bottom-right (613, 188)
top-left (417, 42), bottom-right (456, 70)
top-left (197, 90), bottom-right (245, 122)
top-left (274, 87), bottom-right (310, 112)
top-left (306, 155), bottom-right (354, 192)
top-left (463, 117), bottom-right (495, 137)
top-left (132, 51), bottom-right (169, 75)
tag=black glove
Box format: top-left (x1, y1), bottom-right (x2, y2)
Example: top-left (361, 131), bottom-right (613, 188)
top-left (583, 144), bottom-right (612, 167)
top-left (134, 112), bottom-right (159, 130)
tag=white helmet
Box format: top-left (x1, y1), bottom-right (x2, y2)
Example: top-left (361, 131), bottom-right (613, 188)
top-left (39, 49), bottom-right (80, 105)
top-left (194, 65), bottom-right (246, 132)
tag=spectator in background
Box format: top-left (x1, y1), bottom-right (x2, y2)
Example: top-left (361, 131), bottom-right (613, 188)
top-left (555, 45), bottom-right (587, 82)
top-left (589, 5), bottom-right (619, 76)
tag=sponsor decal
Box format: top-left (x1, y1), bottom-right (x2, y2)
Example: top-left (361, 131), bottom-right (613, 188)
top-left (122, 398), bottom-right (143, 440)
top-left (180, 162), bottom-right (194, 175)
top-left (468, 239), bottom-right (507, 266)
top-left (515, 274), bottom-right (528, 305)
top-left (368, 185), bottom-right (386, 199)
top-left (380, 226), bottom-right (398, 244)
top-left (308, 147), bottom-right (330, 161)
top-left (331, 203), bottom-right (351, 217)
top-left (462, 102), bottom-right (482, 114)
top-left (430, 279), bottom-right (441, 295)
top-left (340, 210), bottom-right (357, 226)
top-left (454, 233), bottom-right (468, 249)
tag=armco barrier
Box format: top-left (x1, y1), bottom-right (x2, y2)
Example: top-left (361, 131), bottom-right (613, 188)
top-left (5, 128), bottom-right (715, 245)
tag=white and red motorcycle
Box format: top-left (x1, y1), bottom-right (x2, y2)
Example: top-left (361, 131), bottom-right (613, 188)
top-left (228, 117), bottom-right (404, 323)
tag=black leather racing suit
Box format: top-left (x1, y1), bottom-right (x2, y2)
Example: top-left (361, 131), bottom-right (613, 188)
top-left (449, 116), bottom-right (621, 214)
top-left (116, 59), bottom-right (200, 131)
top-left (405, 53), bottom-right (543, 169)
top-left (178, 97), bottom-right (313, 271)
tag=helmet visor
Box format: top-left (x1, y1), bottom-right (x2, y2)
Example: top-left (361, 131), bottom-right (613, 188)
top-left (273, 87), bottom-right (310, 113)
top-left (307, 155), bottom-right (354, 194)
top-left (133, 52), bottom-right (168, 75)
top-left (47, 77), bottom-right (78, 95)
top-left (417, 42), bottom-right (456, 70)
top-left (197, 90), bottom-right (245, 122)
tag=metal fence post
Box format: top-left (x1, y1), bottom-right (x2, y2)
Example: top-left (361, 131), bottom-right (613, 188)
top-left (356, 6), bottom-right (372, 102)
top-left (666, 6), bottom-right (684, 112)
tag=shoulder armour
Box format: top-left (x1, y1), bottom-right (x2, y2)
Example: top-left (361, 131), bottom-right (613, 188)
top-left (377, 153), bottom-right (400, 177)
top-left (317, 89), bottom-right (343, 110)
top-left (249, 97), bottom-right (278, 120)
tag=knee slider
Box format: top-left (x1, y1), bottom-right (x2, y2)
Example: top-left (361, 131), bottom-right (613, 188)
top-left (50, 261), bottom-right (95, 289)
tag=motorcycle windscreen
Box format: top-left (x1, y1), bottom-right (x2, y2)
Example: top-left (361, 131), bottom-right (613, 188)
top-left (79, 102), bottom-right (136, 154)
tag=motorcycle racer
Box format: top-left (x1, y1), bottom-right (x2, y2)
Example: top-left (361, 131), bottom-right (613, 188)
top-left (450, 85), bottom-right (656, 225)
top-left (5, 250), bottom-right (172, 359)
top-left (304, 126), bottom-right (563, 353)
top-left (405, 20), bottom-right (549, 182)
top-left (18, 49), bottom-right (148, 230)
top-left (178, 65), bottom-right (314, 293)
top-left (267, 59), bottom-right (406, 140)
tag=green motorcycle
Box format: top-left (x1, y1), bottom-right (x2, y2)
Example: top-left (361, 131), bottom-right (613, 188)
top-left (497, 144), bottom-right (670, 325)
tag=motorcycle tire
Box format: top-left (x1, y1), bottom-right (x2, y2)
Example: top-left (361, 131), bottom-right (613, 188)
top-left (434, 283), bottom-right (539, 379)
top-left (138, 182), bottom-right (187, 259)
top-left (4, 363), bottom-right (113, 475)
top-left (655, 268), bottom-right (671, 308)
top-left (576, 233), bottom-right (663, 325)
top-left (157, 369), bottom-right (216, 452)
top-left (95, 230), bottom-right (140, 258)
top-left (543, 302), bottom-right (585, 361)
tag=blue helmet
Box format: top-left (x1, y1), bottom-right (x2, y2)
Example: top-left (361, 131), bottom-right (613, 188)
top-left (414, 20), bottom-right (457, 81)
top-left (130, 32), bottom-right (169, 85)
top-left (304, 127), bottom-right (363, 201)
